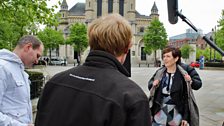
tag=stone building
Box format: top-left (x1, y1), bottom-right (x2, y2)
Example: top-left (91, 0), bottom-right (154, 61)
top-left (57, 0), bottom-right (160, 66)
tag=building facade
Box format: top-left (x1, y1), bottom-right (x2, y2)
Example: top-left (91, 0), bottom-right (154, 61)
top-left (168, 28), bottom-right (208, 63)
top-left (58, 0), bottom-right (160, 65)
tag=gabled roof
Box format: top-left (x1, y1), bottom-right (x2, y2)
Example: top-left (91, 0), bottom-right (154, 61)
top-left (136, 11), bottom-right (150, 19)
top-left (69, 3), bottom-right (85, 16)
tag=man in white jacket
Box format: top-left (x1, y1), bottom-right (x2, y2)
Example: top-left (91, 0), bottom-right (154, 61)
top-left (0, 35), bottom-right (44, 126)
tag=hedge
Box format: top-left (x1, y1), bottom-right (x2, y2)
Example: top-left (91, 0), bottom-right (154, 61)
top-left (26, 70), bottom-right (44, 99)
top-left (205, 62), bottom-right (224, 67)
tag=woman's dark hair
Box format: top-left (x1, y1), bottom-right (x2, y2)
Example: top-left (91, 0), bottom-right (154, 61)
top-left (162, 46), bottom-right (182, 64)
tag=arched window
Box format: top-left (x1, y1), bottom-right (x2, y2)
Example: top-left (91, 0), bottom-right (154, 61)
top-left (141, 47), bottom-right (146, 60)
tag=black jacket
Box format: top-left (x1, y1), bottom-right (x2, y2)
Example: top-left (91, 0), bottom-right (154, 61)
top-left (180, 63), bottom-right (202, 90)
top-left (148, 67), bottom-right (189, 121)
top-left (35, 50), bottom-right (151, 126)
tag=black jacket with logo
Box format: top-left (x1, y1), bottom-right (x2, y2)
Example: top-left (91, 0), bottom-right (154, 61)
top-left (35, 50), bottom-right (151, 126)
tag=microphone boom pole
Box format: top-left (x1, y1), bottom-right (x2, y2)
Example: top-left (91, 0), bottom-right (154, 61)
top-left (177, 11), bottom-right (224, 56)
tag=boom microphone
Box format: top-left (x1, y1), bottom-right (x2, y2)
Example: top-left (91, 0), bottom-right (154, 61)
top-left (167, 0), bottom-right (178, 24)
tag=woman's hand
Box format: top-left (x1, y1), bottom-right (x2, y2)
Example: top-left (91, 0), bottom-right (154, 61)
top-left (181, 120), bottom-right (188, 126)
top-left (153, 80), bottom-right (159, 87)
top-left (184, 74), bottom-right (192, 83)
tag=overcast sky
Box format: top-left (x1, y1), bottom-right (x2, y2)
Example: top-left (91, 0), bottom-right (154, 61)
top-left (48, 0), bottom-right (224, 38)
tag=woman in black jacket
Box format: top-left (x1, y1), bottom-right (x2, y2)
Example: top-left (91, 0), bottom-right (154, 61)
top-left (148, 46), bottom-right (191, 126)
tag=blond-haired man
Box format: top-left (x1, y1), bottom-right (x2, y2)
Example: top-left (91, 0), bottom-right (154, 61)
top-left (35, 14), bottom-right (151, 126)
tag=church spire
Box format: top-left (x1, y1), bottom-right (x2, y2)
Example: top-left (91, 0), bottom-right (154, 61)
top-left (61, 0), bottom-right (68, 10)
top-left (150, 2), bottom-right (159, 19)
top-left (151, 2), bottom-right (158, 14)
top-left (59, 0), bottom-right (68, 25)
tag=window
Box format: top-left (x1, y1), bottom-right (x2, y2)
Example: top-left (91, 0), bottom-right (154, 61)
top-left (132, 51), bottom-right (135, 56)
top-left (140, 27), bottom-right (144, 33)
top-left (141, 47), bottom-right (146, 60)
top-left (119, 0), bottom-right (124, 16)
top-left (108, 0), bottom-right (113, 13)
top-left (97, 0), bottom-right (102, 17)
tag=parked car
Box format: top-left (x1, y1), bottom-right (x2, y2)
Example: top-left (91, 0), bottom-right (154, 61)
top-left (33, 59), bottom-right (47, 66)
top-left (49, 57), bottom-right (67, 66)
top-left (190, 61), bottom-right (200, 68)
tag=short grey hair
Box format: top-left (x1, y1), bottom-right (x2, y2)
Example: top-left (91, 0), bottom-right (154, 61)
top-left (17, 35), bottom-right (42, 49)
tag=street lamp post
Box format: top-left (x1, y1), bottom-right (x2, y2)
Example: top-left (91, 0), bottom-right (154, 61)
top-left (214, 26), bottom-right (216, 61)
top-left (210, 29), bottom-right (213, 62)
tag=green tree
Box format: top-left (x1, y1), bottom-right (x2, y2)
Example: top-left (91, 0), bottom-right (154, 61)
top-left (0, 20), bottom-right (20, 50)
top-left (196, 48), bottom-right (204, 60)
top-left (0, 0), bottom-right (60, 49)
top-left (67, 23), bottom-right (88, 60)
top-left (37, 27), bottom-right (64, 58)
top-left (143, 18), bottom-right (167, 66)
top-left (196, 47), bottom-right (222, 61)
top-left (216, 11), bottom-right (224, 50)
top-left (180, 44), bottom-right (194, 59)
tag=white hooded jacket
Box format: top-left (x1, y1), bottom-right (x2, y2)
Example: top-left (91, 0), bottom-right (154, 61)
top-left (0, 49), bottom-right (32, 126)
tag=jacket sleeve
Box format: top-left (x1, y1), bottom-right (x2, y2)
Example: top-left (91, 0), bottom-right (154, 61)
top-left (148, 73), bottom-right (156, 91)
top-left (181, 63), bottom-right (202, 90)
top-left (0, 68), bottom-right (27, 126)
top-left (126, 100), bottom-right (152, 126)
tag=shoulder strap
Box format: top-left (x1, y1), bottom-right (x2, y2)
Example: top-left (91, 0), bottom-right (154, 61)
top-left (154, 67), bottom-right (166, 81)
top-left (178, 65), bottom-right (199, 126)
top-left (177, 65), bottom-right (189, 82)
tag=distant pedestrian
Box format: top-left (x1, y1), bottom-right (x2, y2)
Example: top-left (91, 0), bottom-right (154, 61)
top-left (46, 57), bottom-right (49, 64)
top-left (0, 35), bottom-right (44, 126)
top-left (156, 59), bottom-right (161, 67)
top-left (35, 13), bottom-right (151, 126)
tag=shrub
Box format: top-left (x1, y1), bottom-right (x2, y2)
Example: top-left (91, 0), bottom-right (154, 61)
top-left (26, 70), bottom-right (44, 99)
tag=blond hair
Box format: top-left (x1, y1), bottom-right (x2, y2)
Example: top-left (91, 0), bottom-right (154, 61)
top-left (88, 13), bottom-right (132, 57)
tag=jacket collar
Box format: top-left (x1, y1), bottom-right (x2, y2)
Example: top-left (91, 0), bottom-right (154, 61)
top-left (84, 50), bottom-right (130, 77)
top-left (0, 49), bottom-right (24, 69)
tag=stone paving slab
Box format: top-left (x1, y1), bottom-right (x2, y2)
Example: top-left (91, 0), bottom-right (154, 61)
top-left (32, 65), bottom-right (224, 125)
top-left (130, 67), bottom-right (224, 126)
